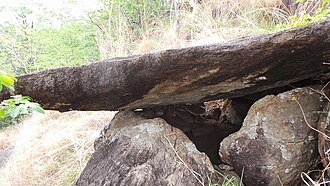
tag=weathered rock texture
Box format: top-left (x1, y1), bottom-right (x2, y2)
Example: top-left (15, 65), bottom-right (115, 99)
top-left (317, 86), bottom-right (330, 177)
top-left (2, 19), bottom-right (329, 111)
top-left (137, 98), bottom-right (251, 165)
top-left (219, 87), bottom-right (324, 186)
top-left (75, 110), bottom-right (226, 186)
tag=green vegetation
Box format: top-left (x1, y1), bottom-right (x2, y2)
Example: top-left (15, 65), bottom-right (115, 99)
top-left (276, 0), bottom-right (330, 30)
top-left (0, 95), bottom-right (44, 127)
top-left (220, 176), bottom-right (240, 186)
top-left (0, 21), bottom-right (99, 75)
top-left (0, 70), bottom-right (16, 91)
top-left (97, 0), bottom-right (170, 31)
top-left (209, 175), bottom-right (241, 186)
top-left (0, 70), bottom-right (44, 127)
top-left (0, 5), bottom-right (99, 75)
top-left (88, 0), bottom-right (172, 58)
top-left (34, 22), bottom-right (99, 70)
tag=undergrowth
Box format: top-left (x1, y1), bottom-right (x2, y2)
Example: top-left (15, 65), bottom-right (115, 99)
top-left (0, 111), bottom-right (116, 186)
top-left (90, 0), bottom-right (329, 60)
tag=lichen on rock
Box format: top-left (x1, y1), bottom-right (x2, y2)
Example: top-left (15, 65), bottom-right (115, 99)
top-left (219, 86), bottom-right (324, 186)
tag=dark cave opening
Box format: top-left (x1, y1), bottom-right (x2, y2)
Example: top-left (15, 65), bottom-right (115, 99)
top-left (133, 77), bottom-right (327, 165)
top-left (135, 98), bottom-right (252, 165)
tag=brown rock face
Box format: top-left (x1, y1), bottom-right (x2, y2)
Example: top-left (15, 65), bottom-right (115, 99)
top-left (219, 87), bottom-right (324, 186)
top-left (75, 110), bottom-right (222, 186)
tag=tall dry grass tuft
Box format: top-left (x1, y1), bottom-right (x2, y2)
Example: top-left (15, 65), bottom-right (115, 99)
top-left (0, 111), bottom-right (115, 186)
top-left (92, 0), bottom-right (301, 60)
top-left (294, 0), bottom-right (324, 16)
top-left (93, 11), bottom-right (134, 59)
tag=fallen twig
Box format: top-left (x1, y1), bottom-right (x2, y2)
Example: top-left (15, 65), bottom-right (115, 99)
top-left (164, 135), bottom-right (204, 185)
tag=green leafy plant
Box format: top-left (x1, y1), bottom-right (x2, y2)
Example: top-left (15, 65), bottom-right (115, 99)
top-left (0, 95), bottom-right (44, 122)
top-left (208, 170), bottom-right (244, 186)
top-left (276, 0), bottom-right (330, 30)
top-left (0, 70), bottom-right (17, 91)
top-left (0, 71), bottom-right (44, 127)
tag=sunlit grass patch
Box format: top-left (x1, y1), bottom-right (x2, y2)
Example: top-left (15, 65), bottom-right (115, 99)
top-left (0, 110), bottom-right (115, 186)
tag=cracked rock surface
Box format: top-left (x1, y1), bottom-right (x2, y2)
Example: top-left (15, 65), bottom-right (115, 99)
top-left (220, 87), bottom-right (324, 186)
top-left (75, 110), bottom-right (224, 186)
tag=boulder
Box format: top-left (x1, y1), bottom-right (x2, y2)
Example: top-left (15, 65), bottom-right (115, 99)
top-left (219, 87), bottom-right (324, 185)
top-left (75, 110), bottom-right (228, 186)
top-left (317, 90), bottom-right (330, 178)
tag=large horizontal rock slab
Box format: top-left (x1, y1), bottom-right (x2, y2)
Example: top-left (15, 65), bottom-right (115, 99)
top-left (7, 19), bottom-right (330, 111)
top-left (219, 86), bottom-right (325, 185)
top-left (75, 110), bottom-right (225, 186)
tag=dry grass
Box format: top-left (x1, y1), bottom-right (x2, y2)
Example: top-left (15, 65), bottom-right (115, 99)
top-left (91, 0), bottom-right (326, 59)
top-left (299, 82), bottom-right (330, 185)
top-left (95, 0), bottom-right (296, 60)
top-left (0, 110), bottom-right (116, 186)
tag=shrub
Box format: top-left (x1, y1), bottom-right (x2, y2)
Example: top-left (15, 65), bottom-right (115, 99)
top-left (0, 71), bottom-right (44, 127)
top-left (276, 0), bottom-right (330, 30)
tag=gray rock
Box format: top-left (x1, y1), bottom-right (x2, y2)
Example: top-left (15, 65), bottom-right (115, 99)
top-left (220, 87), bottom-right (324, 186)
top-left (2, 20), bottom-right (328, 111)
top-left (75, 110), bottom-right (223, 186)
